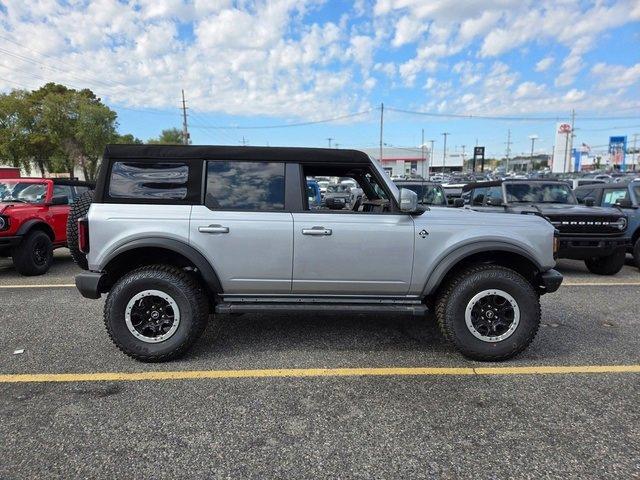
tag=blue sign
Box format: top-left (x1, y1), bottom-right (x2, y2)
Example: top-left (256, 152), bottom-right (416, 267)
top-left (609, 136), bottom-right (627, 171)
top-left (572, 148), bottom-right (581, 172)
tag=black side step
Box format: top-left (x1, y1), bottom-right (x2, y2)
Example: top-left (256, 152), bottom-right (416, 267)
top-left (215, 302), bottom-right (428, 316)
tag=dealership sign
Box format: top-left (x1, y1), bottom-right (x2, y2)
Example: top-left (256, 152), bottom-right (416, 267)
top-left (609, 136), bottom-right (627, 171)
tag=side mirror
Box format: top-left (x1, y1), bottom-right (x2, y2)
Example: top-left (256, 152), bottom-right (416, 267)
top-left (453, 198), bottom-right (465, 208)
top-left (399, 188), bottom-right (418, 213)
top-left (50, 195), bottom-right (69, 206)
top-left (584, 197), bottom-right (595, 207)
top-left (486, 197), bottom-right (503, 206)
top-left (615, 198), bottom-right (633, 208)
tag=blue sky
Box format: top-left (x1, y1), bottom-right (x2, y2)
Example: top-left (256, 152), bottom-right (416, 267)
top-left (1, 0), bottom-right (639, 158)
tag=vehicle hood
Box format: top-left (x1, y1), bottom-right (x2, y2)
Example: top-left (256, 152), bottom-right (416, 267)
top-left (0, 202), bottom-right (38, 215)
top-left (418, 205), bottom-right (552, 229)
top-left (508, 203), bottom-right (623, 218)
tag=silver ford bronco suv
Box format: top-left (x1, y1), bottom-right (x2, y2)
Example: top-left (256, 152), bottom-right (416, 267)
top-left (74, 145), bottom-right (562, 362)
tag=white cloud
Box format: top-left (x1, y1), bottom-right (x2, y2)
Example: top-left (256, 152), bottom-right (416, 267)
top-left (535, 57), bottom-right (554, 72)
top-left (592, 62), bottom-right (640, 89)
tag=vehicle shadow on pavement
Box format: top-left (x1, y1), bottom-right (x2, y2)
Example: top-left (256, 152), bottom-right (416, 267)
top-left (191, 312), bottom-right (451, 358)
top-left (0, 249), bottom-right (78, 280)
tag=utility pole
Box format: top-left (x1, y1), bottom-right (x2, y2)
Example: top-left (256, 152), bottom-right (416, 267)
top-left (326, 137), bottom-right (334, 148)
top-left (181, 89), bottom-right (189, 145)
top-left (461, 145), bottom-right (466, 171)
top-left (528, 135), bottom-right (538, 172)
top-left (505, 129), bottom-right (512, 172)
top-left (240, 136), bottom-right (248, 146)
top-left (632, 133), bottom-right (639, 171)
top-left (441, 133), bottom-right (449, 174)
top-left (379, 103), bottom-right (384, 163)
top-left (421, 129), bottom-right (425, 179)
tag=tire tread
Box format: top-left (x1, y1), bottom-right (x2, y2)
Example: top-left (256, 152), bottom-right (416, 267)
top-left (103, 264), bottom-right (208, 362)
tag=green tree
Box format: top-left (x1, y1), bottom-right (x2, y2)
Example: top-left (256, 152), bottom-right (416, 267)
top-left (114, 133), bottom-right (143, 144)
top-left (148, 128), bottom-right (184, 145)
top-left (0, 90), bottom-right (31, 174)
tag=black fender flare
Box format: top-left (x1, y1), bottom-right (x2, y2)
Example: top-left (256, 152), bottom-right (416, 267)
top-left (422, 241), bottom-right (543, 296)
top-left (16, 219), bottom-right (55, 239)
top-left (103, 237), bottom-right (223, 293)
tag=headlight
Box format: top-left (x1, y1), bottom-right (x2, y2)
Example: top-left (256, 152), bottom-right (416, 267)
top-left (0, 215), bottom-right (7, 231)
top-left (617, 217), bottom-right (628, 231)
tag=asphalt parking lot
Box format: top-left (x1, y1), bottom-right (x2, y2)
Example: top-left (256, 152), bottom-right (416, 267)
top-left (1, 250), bottom-right (639, 479)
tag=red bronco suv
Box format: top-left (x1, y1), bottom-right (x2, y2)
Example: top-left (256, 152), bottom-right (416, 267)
top-left (0, 178), bottom-right (92, 275)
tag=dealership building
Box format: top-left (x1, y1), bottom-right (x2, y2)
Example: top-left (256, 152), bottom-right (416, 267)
top-left (361, 147), bottom-right (463, 177)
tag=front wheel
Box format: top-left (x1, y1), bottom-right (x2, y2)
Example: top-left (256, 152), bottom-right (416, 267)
top-left (104, 265), bottom-right (209, 362)
top-left (584, 250), bottom-right (626, 275)
top-left (435, 265), bottom-right (541, 361)
top-left (11, 230), bottom-right (53, 276)
top-left (633, 239), bottom-right (640, 270)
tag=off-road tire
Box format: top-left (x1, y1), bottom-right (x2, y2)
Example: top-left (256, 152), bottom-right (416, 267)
top-left (633, 238), bottom-right (640, 269)
top-left (11, 230), bottom-right (53, 276)
top-left (584, 250), bottom-right (626, 275)
top-left (104, 265), bottom-right (209, 362)
top-left (435, 264), bottom-right (541, 361)
top-left (66, 190), bottom-right (93, 270)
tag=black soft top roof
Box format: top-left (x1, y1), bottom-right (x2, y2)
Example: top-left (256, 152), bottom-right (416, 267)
top-left (461, 178), bottom-right (567, 192)
top-left (104, 144), bottom-right (371, 163)
top-left (51, 178), bottom-right (95, 188)
top-left (574, 180), bottom-right (635, 190)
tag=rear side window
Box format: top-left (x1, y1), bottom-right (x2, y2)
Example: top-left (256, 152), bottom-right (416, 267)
top-left (109, 162), bottom-right (189, 200)
top-left (205, 161), bottom-right (285, 211)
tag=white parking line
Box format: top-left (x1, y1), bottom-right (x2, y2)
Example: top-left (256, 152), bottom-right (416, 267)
top-left (0, 284), bottom-right (75, 288)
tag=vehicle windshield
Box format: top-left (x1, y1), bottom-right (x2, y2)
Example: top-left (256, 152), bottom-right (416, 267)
top-left (505, 182), bottom-right (576, 204)
top-left (0, 181), bottom-right (48, 204)
top-left (400, 184), bottom-right (446, 205)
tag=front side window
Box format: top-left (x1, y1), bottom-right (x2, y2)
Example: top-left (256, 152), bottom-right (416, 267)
top-left (484, 186), bottom-right (503, 205)
top-left (575, 188), bottom-right (595, 203)
top-left (471, 187), bottom-right (488, 206)
top-left (0, 181), bottom-right (47, 204)
top-left (109, 162), bottom-right (189, 200)
top-left (52, 185), bottom-right (73, 204)
top-left (601, 189), bottom-right (629, 207)
top-left (205, 161), bottom-right (285, 211)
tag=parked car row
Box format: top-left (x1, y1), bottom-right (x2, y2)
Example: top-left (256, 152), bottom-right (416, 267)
top-left (391, 176), bottom-right (640, 274)
top-left (0, 178), bottom-right (93, 275)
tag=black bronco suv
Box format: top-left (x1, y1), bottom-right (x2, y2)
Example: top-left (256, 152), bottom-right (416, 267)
top-left (462, 179), bottom-right (630, 275)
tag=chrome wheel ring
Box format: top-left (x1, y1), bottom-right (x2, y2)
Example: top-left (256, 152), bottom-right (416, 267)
top-left (125, 290), bottom-right (180, 343)
top-left (464, 289), bottom-right (520, 343)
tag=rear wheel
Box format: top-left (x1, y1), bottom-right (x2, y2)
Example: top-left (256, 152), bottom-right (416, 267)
top-left (435, 265), bottom-right (540, 361)
top-left (11, 230), bottom-right (53, 276)
top-left (104, 265), bottom-right (209, 362)
top-left (66, 190), bottom-right (94, 270)
top-left (584, 250), bottom-right (626, 275)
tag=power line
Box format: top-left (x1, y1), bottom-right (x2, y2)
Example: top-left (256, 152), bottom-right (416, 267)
top-left (386, 106), bottom-right (640, 122)
top-left (189, 109), bottom-right (374, 130)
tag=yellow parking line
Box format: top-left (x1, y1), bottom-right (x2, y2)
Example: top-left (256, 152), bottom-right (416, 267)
top-left (1, 365), bottom-right (638, 383)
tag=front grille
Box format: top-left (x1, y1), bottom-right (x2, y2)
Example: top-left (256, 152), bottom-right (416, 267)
top-left (549, 215), bottom-right (627, 235)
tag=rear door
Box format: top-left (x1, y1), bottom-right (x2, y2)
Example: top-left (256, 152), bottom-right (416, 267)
top-left (189, 160), bottom-right (293, 294)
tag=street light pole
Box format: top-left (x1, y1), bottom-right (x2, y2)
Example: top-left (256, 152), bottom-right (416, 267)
top-left (529, 135), bottom-right (538, 172)
top-left (441, 133), bottom-right (449, 174)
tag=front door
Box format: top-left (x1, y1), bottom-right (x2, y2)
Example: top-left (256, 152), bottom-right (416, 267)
top-left (292, 212), bottom-right (415, 294)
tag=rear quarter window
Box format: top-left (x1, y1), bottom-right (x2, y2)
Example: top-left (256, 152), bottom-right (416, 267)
top-left (108, 162), bottom-right (189, 200)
